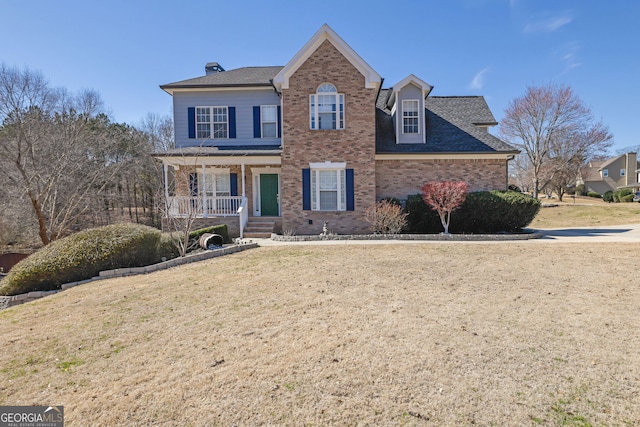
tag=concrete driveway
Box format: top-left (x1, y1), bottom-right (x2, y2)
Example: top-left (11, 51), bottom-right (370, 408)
top-left (533, 223), bottom-right (640, 243)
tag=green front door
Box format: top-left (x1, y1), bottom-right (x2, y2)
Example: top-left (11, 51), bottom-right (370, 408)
top-left (260, 174), bottom-right (279, 216)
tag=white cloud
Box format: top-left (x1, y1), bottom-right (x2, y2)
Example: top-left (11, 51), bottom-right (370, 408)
top-left (557, 41), bottom-right (582, 75)
top-left (469, 67), bottom-right (490, 90)
top-left (523, 14), bottom-right (573, 33)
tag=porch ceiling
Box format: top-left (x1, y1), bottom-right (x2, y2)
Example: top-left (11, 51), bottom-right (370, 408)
top-left (157, 155), bottom-right (281, 166)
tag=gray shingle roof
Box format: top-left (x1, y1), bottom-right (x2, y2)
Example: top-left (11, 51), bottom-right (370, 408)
top-left (161, 66), bottom-right (284, 89)
top-left (154, 145), bottom-right (282, 157)
top-left (376, 91), bottom-right (518, 154)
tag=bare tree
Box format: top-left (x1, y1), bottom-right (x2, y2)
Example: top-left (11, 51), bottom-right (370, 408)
top-left (0, 64), bottom-right (154, 245)
top-left (139, 112), bottom-right (174, 151)
top-left (500, 84), bottom-right (613, 199)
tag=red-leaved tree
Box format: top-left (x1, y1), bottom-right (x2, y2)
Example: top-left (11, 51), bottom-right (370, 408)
top-left (421, 181), bottom-right (469, 234)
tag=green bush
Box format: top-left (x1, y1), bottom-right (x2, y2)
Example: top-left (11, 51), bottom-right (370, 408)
top-left (0, 223), bottom-right (163, 296)
top-left (405, 191), bottom-right (541, 234)
top-left (603, 191), bottom-right (615, 203)
top-left (575, 184), bottom-right (585, 196)
top-left (405, 194), bottom-right (442, 233)
top-left (586, 191), bottom-right (601, 198)
top-left (614, 188), bottom-right (633, 203)
top-left (159, 233), bottom-right (181, 260)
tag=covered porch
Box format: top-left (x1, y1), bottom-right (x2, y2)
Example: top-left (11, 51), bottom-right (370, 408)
top-left (155, 147), bottom-right (282, 238)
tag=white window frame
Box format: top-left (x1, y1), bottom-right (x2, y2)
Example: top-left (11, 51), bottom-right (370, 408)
top-left (603, 169), bottom-right (609, 177)
top-left (402, 99), bottom-right (420, 134)
top-left (201, 168), bottom-right (231, 197)
top-left (620, 168), bottom-right (626, 177)
top-left (261, 105), bottom-right (278, 138)
top-left (195, 106), bottom-right (228, 139)
top-left (310, 83), bottom-right (345, 130)
top-left (309, 162), bottom-right (346, 211)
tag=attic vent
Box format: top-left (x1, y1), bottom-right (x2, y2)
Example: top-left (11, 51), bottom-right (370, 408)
top-left (205, 62), bottom-right (225, 74)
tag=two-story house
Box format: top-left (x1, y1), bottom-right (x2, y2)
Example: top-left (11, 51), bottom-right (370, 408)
top-left (579, 152), bottom-right (639, 194)
top-left (155, 24), bottom-right (518, 237)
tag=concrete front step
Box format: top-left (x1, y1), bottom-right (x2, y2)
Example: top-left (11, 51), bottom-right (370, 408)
top-left (243, 232), bottom-right (273, 238)
top-left (244, 217), bottom-right (276, 238)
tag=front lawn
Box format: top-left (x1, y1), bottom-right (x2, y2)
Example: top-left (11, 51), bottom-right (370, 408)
top-left (1, 244), bottom-right (639, 425)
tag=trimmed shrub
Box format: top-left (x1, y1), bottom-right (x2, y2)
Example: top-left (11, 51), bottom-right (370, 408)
top-left (159, 233), bottom-right (181, 260)
top-left (621, 193), bottom-right (635, 203)
top-left (575, 184), bottom-right (585, 196)
top-left (586, 191), bottom-right (601, 198)
top-left (405, 191), bottom-right (541, 234)
top-left (405, 194), bottom-right (442, 233)
top-left (0, 223), bottom-right (162, 296)
top-left (603, 191), bottom-right (615, 203)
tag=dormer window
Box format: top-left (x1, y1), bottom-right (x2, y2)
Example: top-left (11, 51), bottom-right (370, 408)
top-left (310, 83), bottom-right (344, 130)
top-left (402, 99), bottom-right (420, 134)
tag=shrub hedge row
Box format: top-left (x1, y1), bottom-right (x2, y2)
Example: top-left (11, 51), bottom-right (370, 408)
top-left (405, 191), bottom-right (541, 234)
top-left (0, 223), bottom-right (163, 296)
top-left (0, 223), bottom-right (231, 297)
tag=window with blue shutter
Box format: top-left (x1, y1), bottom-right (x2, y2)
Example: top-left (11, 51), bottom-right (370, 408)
top-left (228, 107), bottom-right (236, 138)
top-left (302, 169), bottom-right (311, 210)
top-left (277, 106), bottom-right (282, 138)
top-left (305, 165), bottom-right (353, 211)
top-left (230, 173), bottom-right (238, 196)
top-left (188, 107), bottom-right (195, 139)
top-left (253, 106), bottom-right (261, 138)
top-left (346, 169), bottom-right (354, 211)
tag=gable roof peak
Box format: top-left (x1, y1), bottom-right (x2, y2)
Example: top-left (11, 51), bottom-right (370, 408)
top-left (386, 74), bottom-right (434, 109)
top-left (272, 24), bottom-right (382, 91)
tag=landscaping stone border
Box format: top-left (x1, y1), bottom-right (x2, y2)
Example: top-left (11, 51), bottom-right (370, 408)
top-left (0, 243), bottom-right (258, 311)
top-left (271, 232), bottom-right (543, 242)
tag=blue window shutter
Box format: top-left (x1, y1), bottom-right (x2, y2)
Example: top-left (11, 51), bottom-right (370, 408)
top-left (188, 107), bottom-right (195, 139)
top-left (302, 169), bottom-right (311, 210)
top-left (253, 106), bottom-right (261, 138)
top-left (228, 107), bottom-right (236, 138)
top-left (230, 173), bottom-right (238, 196)
top-left (189, 173), bottom-right (198, 196)
top-left (277, 106), bottom-right (282, 138)
top-left (346, 169), bottom-right (354, 211)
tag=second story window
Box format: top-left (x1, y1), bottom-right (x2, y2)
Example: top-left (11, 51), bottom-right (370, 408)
top-left (261, 105), bottom-right (278, 138)
top-left (402, 99), bottom-right (420, 134)
top-left (310, 83), bottom-right (344, 130)
top-left (196, 106), bottom-right (228, 139)
top-left (603, 169), bottom-right (609, 178)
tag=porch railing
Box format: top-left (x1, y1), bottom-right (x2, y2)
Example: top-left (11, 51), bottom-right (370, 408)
top-left (166, 196), bottom-right (243, 217)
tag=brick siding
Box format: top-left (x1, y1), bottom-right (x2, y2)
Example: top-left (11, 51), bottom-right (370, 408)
top-left (375, 158), bottom-right (508, 201)
top-left (280, 40), bottom-right (378, 235)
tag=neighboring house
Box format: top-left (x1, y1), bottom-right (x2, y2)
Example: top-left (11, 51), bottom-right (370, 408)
top-left (154, 24), bottom-right (518, 237)
top-left (579, 152), bottom-right (639, 194)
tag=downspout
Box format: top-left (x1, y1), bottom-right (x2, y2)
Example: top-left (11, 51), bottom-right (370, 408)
top-left (506, 154), bottom-right (515, 190)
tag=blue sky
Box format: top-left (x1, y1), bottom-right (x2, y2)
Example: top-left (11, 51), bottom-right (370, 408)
top-left (1, 0), bottom-right (638, 153)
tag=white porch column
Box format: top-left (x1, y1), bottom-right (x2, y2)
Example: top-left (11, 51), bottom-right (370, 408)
top-left (201, 164), bottom-right (207, 218)
top-left (163, 161), bottom-right (170, 212)
top-left (241, 163), bottom-right (246, 197)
